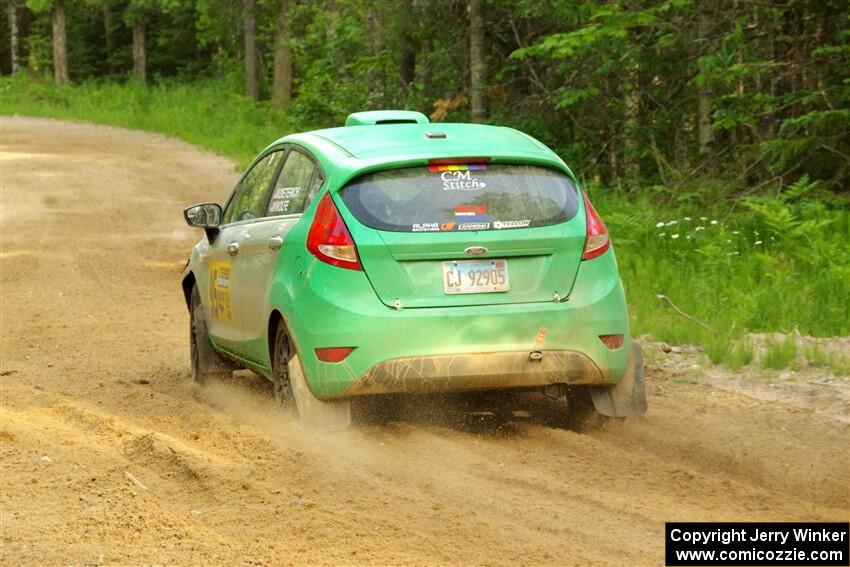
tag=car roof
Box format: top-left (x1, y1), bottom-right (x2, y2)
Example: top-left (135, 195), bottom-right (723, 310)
top-left (311, 122), bottom-right (552, 158)
top-left (263, 118), bottom-right (575, 186)
top-left (283, 121), bottom-right (561, 160)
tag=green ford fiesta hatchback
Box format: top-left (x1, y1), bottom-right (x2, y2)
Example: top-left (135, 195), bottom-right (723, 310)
top-left (182, 110), bottom-right (647, 430)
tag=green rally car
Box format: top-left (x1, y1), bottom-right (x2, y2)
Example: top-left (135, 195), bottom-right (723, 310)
top-left (182, 110), bottom-right (647, 430)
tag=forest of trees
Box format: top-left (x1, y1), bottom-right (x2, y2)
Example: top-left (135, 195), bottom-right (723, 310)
top-left (2, 0), bottom-right (848, 193)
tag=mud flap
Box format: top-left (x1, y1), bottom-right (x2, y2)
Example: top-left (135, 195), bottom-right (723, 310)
top-left (590, 342), bottom-right (648, 417)
top-left (288, 354), bottom-right (352, 431)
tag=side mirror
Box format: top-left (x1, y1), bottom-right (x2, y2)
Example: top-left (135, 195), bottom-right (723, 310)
top-left (184, 203), bottom-right (222, 241)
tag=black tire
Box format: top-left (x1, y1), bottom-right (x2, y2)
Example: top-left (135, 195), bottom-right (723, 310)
top-left (271, 322), bottom-right (296, 410)
top-left (269, 321), bottom-right (351, 429)
top-left (287, 353), bottom-right (352, 431)
top-left (190, 285), bottom-right (231, 385)
top-left (564, 388), bottom-right (604, 431)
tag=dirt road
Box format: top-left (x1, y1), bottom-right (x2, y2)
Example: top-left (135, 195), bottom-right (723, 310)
top-left (1, 116), bottom-right (848, 566)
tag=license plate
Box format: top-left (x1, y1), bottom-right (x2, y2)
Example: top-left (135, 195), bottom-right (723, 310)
top-left (442, 259), bottom-right (509, 294)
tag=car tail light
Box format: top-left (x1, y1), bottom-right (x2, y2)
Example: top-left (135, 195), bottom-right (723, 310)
top-left (599, 334), bottom-right (624, 350)
top-left (315, 347), bottom-right (355, 362)
top-left (306, 193), bottom-right (362, 271)
top-left (581, 191), bottom-right (610, 260)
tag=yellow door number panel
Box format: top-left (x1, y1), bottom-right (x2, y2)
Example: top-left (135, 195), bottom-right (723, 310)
top-left (208, 261), bottom-right (233, 321)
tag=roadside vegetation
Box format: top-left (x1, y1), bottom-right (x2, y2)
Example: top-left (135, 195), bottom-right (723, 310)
top-left (2, 0), bottom-right (848, 374)
top-left (0, 75), bottom-right (290, 166)
top-left (597, 177), bottom-right (850, 375)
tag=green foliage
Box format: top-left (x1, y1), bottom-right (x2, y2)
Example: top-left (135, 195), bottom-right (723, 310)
top-left (595, 175), bottom-right (850, 356)
top-left (762, 337), bottom-right (798, 370)
top-left (25, 0), bottom-right (55, 14)
top-left (703, 334), bottom-right (754, 371)
top-left (6, 0), bottom-right (848, 191)
top-left (805, 343), bottom-right (850, 377)
top-left (0, 74), bottom-right (293, 167)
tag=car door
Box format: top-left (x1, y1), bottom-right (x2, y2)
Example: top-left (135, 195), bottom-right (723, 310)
top-left (203, 149), bottom-right (285, 350)
top-left (230, 146), bottom-right (322, 361)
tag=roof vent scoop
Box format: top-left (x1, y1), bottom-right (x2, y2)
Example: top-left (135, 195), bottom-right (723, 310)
top-left (344, 110), bottom-right (430, 127)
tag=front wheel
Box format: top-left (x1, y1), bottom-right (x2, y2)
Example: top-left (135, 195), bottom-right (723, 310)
top-left (271, 323), bottom-right (296, 410)
top-left (190, 285), bottom-right (232, 384)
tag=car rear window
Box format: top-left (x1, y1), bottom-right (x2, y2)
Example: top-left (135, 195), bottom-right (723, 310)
top-left (339, 164), bottom-right (579, 232)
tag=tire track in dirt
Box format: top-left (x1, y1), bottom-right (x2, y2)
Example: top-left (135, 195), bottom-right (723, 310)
top-left (1, 116), bottom-right (848, 566)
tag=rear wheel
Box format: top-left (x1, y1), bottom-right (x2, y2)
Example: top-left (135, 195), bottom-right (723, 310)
top-left (543, 384), bottom-right (616, 431)
top-left (269, 321), bottom-right (351, 431)
top-left (589, 342), bottom-right (648, 418)
top-left (189, 285), bottom-right (231, 384)
top-left (271, 323), bottom-right (295, 410)
top-left (564, 388), bottom-right (616, 431)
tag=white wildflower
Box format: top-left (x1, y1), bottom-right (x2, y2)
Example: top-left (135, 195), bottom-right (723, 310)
top-left (710, 219), bottom-right (718, 225)
top-left (695, 226), bottom-right (705, 231)
top-left (700, 216), bottom-right (708, 221)
top-left (726, 251), bottom-right (740, 256)
top-left (655, 222), bottom-right (665, 228)
top-left (659, 233), bottom-right (667, 237)
top-left (732, 230), bottom-right (739, 235)
top-left (755, 240), bottom-right (763, 245)
top-left (671, 234), bottom-right (680, 239)
top-left (684, 217), bottom-right (692, 221)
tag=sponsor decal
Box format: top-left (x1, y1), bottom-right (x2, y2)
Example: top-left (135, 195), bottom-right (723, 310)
top-left (454, 205), bottom-right (489, 222)
top-left (493, 219), bottom-right (531, 230)
top-left (428, 164), bottom-right (488, 173)
top-left (208, 261), bottom-right (233, 321)
top-left (458, 222), bottom-right (490, 231)
top-left (440, 170), bottom-right (487, 191)
top-left (440, 221), bottom-right (457, 231)
top-left (412, 222), bottom-right (441, 232)
top-left (535, 327), bottom-right (547, 347)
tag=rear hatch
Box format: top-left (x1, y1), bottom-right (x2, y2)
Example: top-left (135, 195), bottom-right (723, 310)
top-left (337, 163), bottom-right (586, 308)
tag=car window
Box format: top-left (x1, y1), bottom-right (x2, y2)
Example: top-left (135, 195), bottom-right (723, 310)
top-left (339, 164), bottom-right (579, 232)
top-left (306, 172), bottom-right (325, 205)
top-left (223, 151), bottom-right (284, 224)
top-left (267, 150), bottom-right (316, 216)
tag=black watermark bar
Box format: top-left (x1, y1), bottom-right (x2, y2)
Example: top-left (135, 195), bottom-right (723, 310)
top-left (666, 522), bottom-right (849, 566)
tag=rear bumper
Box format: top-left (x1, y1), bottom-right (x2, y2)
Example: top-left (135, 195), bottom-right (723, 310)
top-left (345, 350), bottom-right (604, 396)
top-left (282, 249), bottom-right (630, 399)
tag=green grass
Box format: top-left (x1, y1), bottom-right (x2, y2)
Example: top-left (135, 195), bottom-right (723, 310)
top-left (4, 75), bottom-right (849, 372)
top-left (704, 335), bottom-right (755, 371)
top-left (762, 336), bottom-right (798, 370)
top-left (1, 74), bottom-right (294, 168)
top-left (805, 343), bottom-right (850, 376)
top-left (806, 343), bottom-right (830, 367)
top-left (826, 356), bottom-right (850, 377)
top-left (596, 183), bottom-right (850, 360)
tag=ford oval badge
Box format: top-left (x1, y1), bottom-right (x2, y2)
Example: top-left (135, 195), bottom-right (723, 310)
top-left (464, 246), bottom-right (488, 256)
